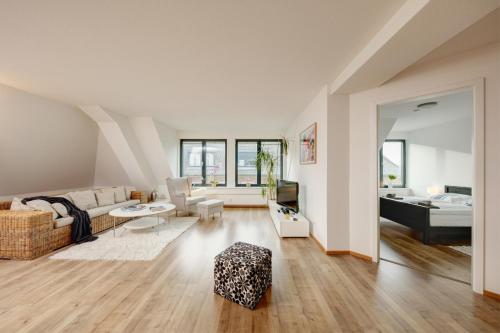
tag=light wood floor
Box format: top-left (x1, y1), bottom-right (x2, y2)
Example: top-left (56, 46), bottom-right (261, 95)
top-left (0, 208), bottom-right (499, 333)
top-left (380, 219), bottom-right (471, 283)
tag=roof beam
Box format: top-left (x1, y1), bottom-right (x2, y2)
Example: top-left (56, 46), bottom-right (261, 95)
top-left (329, 0), bottom-right (499, 94)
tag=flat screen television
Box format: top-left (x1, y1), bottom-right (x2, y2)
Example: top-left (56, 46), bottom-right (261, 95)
top-left (277, 180), bottom-right (299, 213)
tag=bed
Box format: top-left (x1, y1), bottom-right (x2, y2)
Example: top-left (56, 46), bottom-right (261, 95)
top-left (379, 185), bottom-right (472, 244)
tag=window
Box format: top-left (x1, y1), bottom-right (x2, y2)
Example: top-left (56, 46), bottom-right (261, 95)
top-left (380, 140), bottom-right (406, 188)
top-left (180, 140), bottom-right (226, 186)
top-left (236, 140), bottom-right (282, 186)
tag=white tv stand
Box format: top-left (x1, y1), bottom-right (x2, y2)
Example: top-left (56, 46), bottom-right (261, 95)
top-left (268, 200), bottom-right (309, 237)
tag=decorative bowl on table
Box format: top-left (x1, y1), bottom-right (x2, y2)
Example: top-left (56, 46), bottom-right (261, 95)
top-left (121, 204), bottom-right (146, 212)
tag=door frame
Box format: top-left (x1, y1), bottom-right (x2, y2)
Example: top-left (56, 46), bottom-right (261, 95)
top-left (372, 78), bottom-right (485, 293)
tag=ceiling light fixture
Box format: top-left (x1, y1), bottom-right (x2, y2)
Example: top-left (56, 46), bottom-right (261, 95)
top-left (416, 101), bottom-right (438, 109)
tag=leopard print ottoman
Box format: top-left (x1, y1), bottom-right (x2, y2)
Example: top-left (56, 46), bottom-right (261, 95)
top-left (214, 242), bottom-right (272, 309)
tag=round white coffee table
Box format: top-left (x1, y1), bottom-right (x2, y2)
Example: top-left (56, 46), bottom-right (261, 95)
top-left (109, 203), bottom-right (176, 237)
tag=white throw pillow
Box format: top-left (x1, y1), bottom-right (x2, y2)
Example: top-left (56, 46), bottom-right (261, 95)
top-left (125, 186), bottom-right (136, 200)
top-left (112, 186), bottom-right (127, 203)
top-left (69, 190), bottom-right (98, 210)
top-left (52, 203), bottom-right (69, 217)
top-left (95, 190), bottom-right (115, 206)
top-left (26, 200), bottom-right (58, 220)
top-left (10, 197), bottom-right (35, 211)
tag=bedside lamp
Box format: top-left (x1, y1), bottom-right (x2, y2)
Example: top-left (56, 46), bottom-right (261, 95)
top-left (427, 186), bottom-right (441, 196)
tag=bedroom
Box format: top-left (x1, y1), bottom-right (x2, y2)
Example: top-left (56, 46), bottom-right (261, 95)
top-left (378, 89), bottom-right (473, 283)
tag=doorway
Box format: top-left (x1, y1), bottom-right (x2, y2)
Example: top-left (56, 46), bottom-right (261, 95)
top-left (376, 84), bottom-right (484, 287)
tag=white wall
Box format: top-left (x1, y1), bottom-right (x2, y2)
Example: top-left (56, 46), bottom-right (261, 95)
top-left (407, 118), bottom-right (473, 196)
top-left (285, 87), bottom-right (328, 246)
top-left (93, 131), bottom-right (131, 187)
top-left (153, 120), bottom-right (178, 198)
top-left (155, 120), bottom-right (178, 179)
top-left (326, 94), bottom-right (350, 251)
top-left (349, 42), bottom-right (500, 294)
top-left (0, 84), bottom-right (98, 197)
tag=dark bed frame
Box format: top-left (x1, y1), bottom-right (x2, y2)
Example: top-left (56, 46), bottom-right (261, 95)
top-left (380, 185), bottom-right (472, 245)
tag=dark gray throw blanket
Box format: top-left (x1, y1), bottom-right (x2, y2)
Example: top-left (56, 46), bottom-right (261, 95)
top-left (22, 196), bottom-right (97, 243)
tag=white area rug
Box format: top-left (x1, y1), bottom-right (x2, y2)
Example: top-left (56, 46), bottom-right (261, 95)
top-left (49, 216), bottom-right (198, 261)
top-left (448, 245), bottom-right (472, 256)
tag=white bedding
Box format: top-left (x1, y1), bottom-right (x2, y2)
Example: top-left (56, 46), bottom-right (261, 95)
top-left (397, 196), bottom-right (472, 227)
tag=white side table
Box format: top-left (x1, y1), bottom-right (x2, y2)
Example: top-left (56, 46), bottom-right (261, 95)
top-left (109, 203), bottom-right (176, 237)
top-left (197, 199), bottom-right (224, 220)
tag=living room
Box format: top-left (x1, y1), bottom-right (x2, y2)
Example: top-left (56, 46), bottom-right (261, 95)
top-left (1, 1), bottom-right (500, 332)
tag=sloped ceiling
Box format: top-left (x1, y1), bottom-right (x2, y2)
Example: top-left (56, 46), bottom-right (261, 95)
top-left (0, 0), bottom-right (404, 131)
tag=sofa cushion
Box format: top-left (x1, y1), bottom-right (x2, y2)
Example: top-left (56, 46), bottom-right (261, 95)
top-left (56, 193), bottom-right (73, 204)
top-left (186, 196), bottom-right (207, 206)
top-left (52, 203), bottom-right (69, 217)
top-left (69, 190), bottom-right (98, 210)
top-left (10, 197), bottom-right (35, 211)
top-left (26, 199), bottom-right (58, 219)
top-left (95, 190), bottom-right (115, 206)
top-left (112, 187), bottom-right (127, 203)
top-left (87, 206), bottom-right (114, 219)
top-left (54, 216), bottom-right (74, 228)
top-left (86, 199), bottom-right (140, 218)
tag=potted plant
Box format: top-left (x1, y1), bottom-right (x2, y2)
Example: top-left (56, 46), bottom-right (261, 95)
top-left (256, 150), bottom-right (277, 200)
top-left (281, 136), bottom-right (289, 156)
top-left (387, 174), bottom-right (397, 189)
top-left (209, 165), bottom-right (219, 187)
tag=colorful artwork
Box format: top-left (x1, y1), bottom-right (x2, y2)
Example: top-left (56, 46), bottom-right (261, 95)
top-left (300, 123), bottom-right (317, 164)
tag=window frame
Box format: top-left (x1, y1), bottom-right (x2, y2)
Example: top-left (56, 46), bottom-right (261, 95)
top-left (235, 139), bottom-right (283, 187)
top-left (180, 139), bottom-right (227, 187)
top-left (379, 139), bottom-right (406, 188)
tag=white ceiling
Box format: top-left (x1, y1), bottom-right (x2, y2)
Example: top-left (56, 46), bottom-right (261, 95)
top-left (379, 89), bottom-right (473, 132)
top-left (0, 0), bottom-right (404, 131)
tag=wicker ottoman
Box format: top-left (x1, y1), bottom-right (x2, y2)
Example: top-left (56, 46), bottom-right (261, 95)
top-left (214, 242), bottom-right (272, 309)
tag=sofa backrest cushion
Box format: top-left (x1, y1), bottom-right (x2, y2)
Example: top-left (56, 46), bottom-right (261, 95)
top-left (111, 186), bottom-right (127, 203)
top-left (95, 190), bottom-right (115, 207)
top-left (10, 197), bottom-right (35, 212)
top-left (52, 203), bottom-right (69, 217)
top-left (56, 193), bottom-right (74, 204)
top-left (69, 190), bottom-right (98, 210)
top-left (26, 199), bottom-right (59, 219)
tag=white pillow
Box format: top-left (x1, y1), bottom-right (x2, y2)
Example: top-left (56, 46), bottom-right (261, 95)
top-left (95, 190), bottom-right (115, 206)
top-left (112, 186), bottom-right (127, 203)
top-left (69, 190), bottom-right (98, 210)
top-left (26, 200), bottom-right (58, 219)
top-left (429, 194), bottom-right (449, 201)
top-left (125, 186), bottom-right (136, 200)
top-left (447, 193), bottom-right (472, 205)
top-left (10, 197), bottom-right (35, 211)
top-left (52, 203), bottom-right (69, 217)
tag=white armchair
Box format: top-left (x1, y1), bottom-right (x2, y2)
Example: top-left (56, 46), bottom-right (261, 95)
top-left (166, 177), bottom-right (206, 216)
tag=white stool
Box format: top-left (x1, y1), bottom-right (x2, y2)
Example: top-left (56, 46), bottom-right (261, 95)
top-left (197, 199), bottom-right (224, 220)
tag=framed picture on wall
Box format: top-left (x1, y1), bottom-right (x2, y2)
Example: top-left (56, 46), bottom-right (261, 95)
top-left (300, 122), bottom-right (317, 164)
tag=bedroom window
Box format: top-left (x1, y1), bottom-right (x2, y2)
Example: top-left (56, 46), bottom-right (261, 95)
top-left (380, 140), bottom-right (406, 188)
top-left (180, 139), bottom-right (227, 186)
top-left (235, 139), bottom-right (283, 187)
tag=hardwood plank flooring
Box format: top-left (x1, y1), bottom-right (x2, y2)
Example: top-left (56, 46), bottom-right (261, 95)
top-left (380, 218), bottom-right (471, 283)
top-left (0, 208), bottom-right (498, 332)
